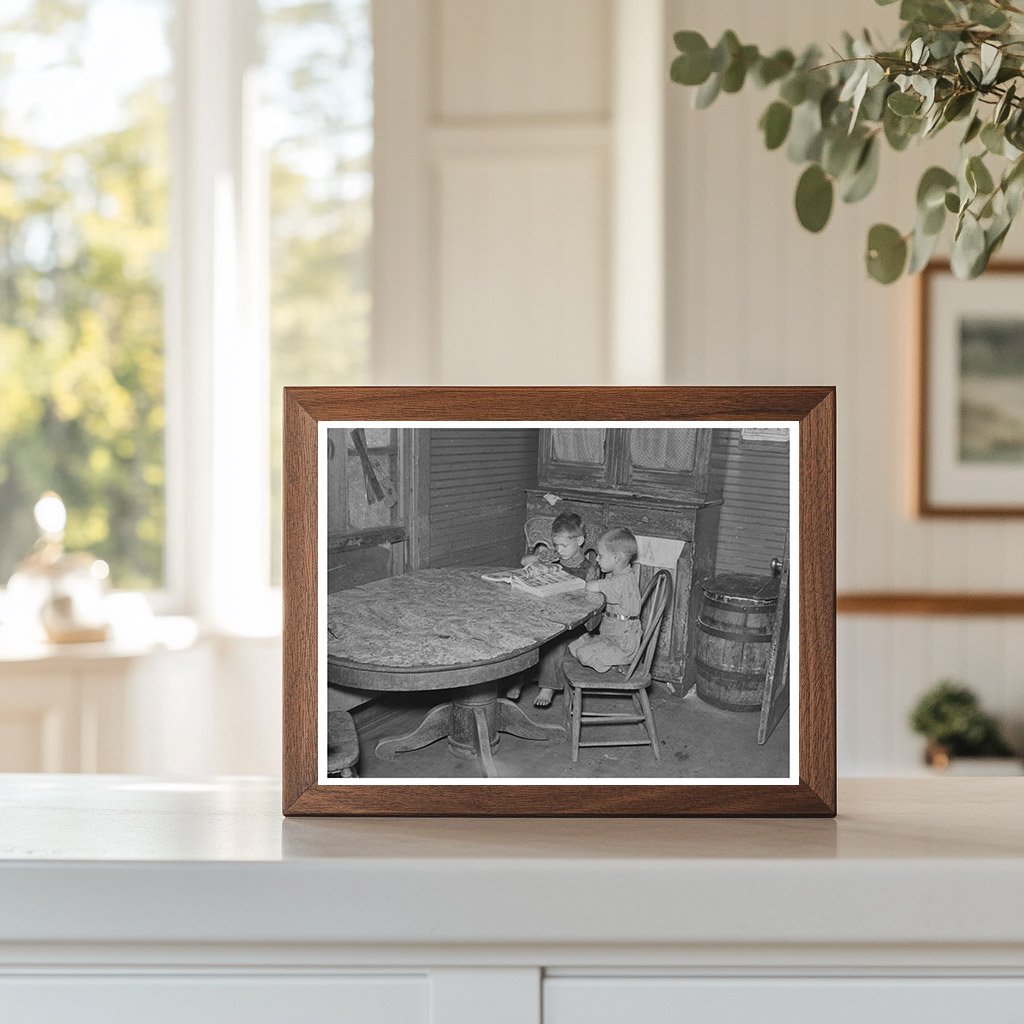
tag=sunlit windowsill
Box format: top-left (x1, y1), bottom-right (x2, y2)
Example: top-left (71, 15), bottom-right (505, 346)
top-left (0, 615), bottom-right (201, 665)
top-left (0, 589), bottom-right (284, 664)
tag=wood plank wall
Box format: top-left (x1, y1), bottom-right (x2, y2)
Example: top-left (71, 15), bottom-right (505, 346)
top-left (427, 429), bottom-right (539, 568)
top-left (713, 430), bottom-right (790, 577)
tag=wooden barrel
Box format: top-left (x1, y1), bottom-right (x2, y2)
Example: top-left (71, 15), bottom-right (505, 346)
top-left (695, 573), bottom-right (779, 712)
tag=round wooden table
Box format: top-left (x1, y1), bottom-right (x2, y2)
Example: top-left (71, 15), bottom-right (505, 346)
top-left (327, 567), bottom-right (605, 778)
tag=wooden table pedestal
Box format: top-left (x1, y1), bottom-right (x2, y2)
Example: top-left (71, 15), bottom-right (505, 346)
top-left (375, 676), bottom-right (567, 779)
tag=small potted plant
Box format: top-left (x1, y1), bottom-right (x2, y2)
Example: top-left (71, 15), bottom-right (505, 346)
top-left (909, 680), bottom-right (1019, 772)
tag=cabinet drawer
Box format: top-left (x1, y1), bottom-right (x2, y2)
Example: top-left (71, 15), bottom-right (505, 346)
top-left (604, 504), bottom-right (691, 538)
top-left (0, 975), bottom-right (428, 1024)
top-left (544, 977), bottom-right (1024, 1023)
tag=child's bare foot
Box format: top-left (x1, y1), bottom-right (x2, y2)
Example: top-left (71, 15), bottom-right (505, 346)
top-left (533, 687), bottom-right (556, 708)
top-left (506, 683), bottom-right (522, 700)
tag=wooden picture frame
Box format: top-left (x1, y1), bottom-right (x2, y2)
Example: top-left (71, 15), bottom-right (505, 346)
top-left (283, 387), bottom-right (836, 816)
top-left (917, 261), bottom-right (1024, 517)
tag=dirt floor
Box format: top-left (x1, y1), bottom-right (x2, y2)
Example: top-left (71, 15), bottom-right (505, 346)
top-left (347, 680), bottom-right (790, 781)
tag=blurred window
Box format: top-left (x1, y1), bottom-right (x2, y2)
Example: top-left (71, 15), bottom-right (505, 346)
top-left (0, 0), bottom-right (374, 606)
top-left (0, 0), bottom-right (172, 589)
top-left (261, 0), bottom-right (372, 583)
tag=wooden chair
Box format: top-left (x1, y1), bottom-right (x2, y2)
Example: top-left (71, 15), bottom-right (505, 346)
top-left (523, 515), bottom-right (605, 562)
top-left (562, 569), bottom-right (673, 763)
top-left (327, 709), bottom-right (360, 778)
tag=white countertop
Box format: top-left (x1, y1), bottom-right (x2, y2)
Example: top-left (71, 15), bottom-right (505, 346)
top-left (1, 775), bottom-right (1022, 953)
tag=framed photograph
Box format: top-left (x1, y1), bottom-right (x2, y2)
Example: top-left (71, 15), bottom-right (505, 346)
top-left (283, 387), bottom-right (835, 816)
top-left (917, 261), bottom-right (1024, 516)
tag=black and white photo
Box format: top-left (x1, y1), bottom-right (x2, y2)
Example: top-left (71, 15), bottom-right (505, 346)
top-left (318, 423), bottom-right (796, 784)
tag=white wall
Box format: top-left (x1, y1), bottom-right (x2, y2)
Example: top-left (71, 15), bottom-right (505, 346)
top-left (373, 0), bottom-right (667, 385)
top-left (665, 0), bottom-right (1024, 772)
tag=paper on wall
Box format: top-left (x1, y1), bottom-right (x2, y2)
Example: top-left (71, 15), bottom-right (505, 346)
top-left (634, 534), bottom-right (686, 569)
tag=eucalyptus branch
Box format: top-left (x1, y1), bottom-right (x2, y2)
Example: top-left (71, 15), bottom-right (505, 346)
top-left (670, 2), bottom-right (1024, 283)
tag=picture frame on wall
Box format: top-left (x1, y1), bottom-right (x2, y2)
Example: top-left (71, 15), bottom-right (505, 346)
top-left (917, 261), bottom-right (1024, 517)
top-left (282, 387), bottom-right (836, 817)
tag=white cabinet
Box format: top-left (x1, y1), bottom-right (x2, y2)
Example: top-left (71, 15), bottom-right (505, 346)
top-left (545, 977), bottom-right (1024, 1023)
top-left (2, 976), bottom-right (428, 1024)
top-left (1, 777), bottom-right (1022, 1022)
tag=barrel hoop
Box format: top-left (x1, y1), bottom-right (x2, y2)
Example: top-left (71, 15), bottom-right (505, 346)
top-left (702, 594), bottom-right (778, 610)
top-left (695, 687), bottom-right (761, 712)
top-left (696, 619), bottom-right (773, 642)
top-left (695, 657), bottom-right (768, 682)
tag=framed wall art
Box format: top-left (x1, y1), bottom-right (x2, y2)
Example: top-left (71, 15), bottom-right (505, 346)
top-left (917, 261), bottom-right (1024, 517)
top-left (282, 387), bottom-right (836, 816)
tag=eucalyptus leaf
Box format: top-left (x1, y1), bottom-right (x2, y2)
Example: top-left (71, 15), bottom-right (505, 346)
top-left (884, 106), bottom-right (920, 150)
top-left (822, 129), bottom-right (863, 178)
top-left (842, 137), bottom-right (880, 203)
top-left (942, 92), bottom-right (974, 122)
top-left (795, 164), bottom-right (834, 232)
top-left (958, 166), bottom-right (977, 208)
top-left (1003, 157), bottom-right (1024, 216)
top-left (995, 82), bottom-right (1017, 124)
top-left (779, 73), bottom-right (808, 106)
top-left (917, 166), bottom-right (957, 210)
top-left (710, 31), bottom-right (740, 73)
top-left (986, 212), bottom-right (1012, 259)
top-left (888, 90), bottom-right (921, 115)
top-left (920, 200), bottom-right (946, 235)
top-left (980, 42), bottom-right (1002, 87)
top-left (922, 103), bottom-right (946, 137)
top-left (674, 29), bottom-right (707, 53)
top-left (861, 80), bottom-right (892, 122)
top-left (951, 212), bottom-right (986, 278)
top-left (694, 73), bottom-right (721, 109)
top-left (927, 30), bottom-right (962, 60)
top-left (1006, 172), bottom-right (1024, 218)
top-left (904, 0), bottom-right (958, 28)
top-left (820, 86), bottom-right (841, 126)
top-left (967, 154), bottom-right (995, 196)
top-left (944, 190), bottom-right (960, 213)
top-left (970, 2), bottom-right (1009, 30)
top-left (721, 45), bottom-right (759, 93)
top-left (908, 221), bottom-right (942, 273)
top-left (866, 223), bottom-right (907, 283)
top-left (981, 122), bottom-right (1005, 155)
top-left (840, 64), bottom-right (872, 131)
top-left (839, 63), bottom-right (868, 104)
top-left (760, 102), bottom-right (793, 150)
top-left (962, 115), bottom-right (983, 145)
top-left (787, 100), bottom-right (823, 162)
top-left (754, 49), bottom-right (795, 87)
top-left (671, 42), bottom-right (712, 87)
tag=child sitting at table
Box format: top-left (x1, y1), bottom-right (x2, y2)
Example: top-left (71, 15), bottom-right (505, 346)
top-left (567, 527), bottom-right (642, 672)
top-left (506, 511), bottom-right (599, 706)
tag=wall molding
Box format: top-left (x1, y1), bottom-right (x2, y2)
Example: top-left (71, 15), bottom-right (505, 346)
top-left (838, 593), bottom-right (1024, 616)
